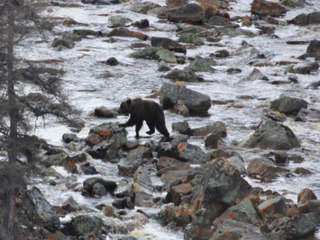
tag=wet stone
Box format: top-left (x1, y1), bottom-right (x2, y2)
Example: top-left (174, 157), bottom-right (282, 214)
top-left (94, 106), bottom-right (118, 117)
top-left (112, 197), bottom-right (135, 210)
top-left (62, 133), bottom-right (80, 143)
top-left (108, 15), bottom-right (132, 28)
top-left (51, 38), bottom-right (75, 49)
top-left (166, 3), bottom-right (204, 24)
top-left (294, 167), bottom-right (312, 175)
top-left (270, 96), bottom-right (308, 115)
top-left (166, 69), bottom-right (199, 82)
top-left (151, 37), bottom-right (186, 53)
top-left (62, 196), bottom-right (81, 213)
top-left (298, 188), bottom-right (317, 205)
top-left (130, 1), bottom-right (159, 14)
top-left (258, 196), bottom-right (287, 221)
top-left (83, 177), bottom-right (117, 194)
top-left (114, 179), bottom-right (134, 199)
top-left (247, 68), bottom-right (269, 81)
top-left (92, 182), bottom-right (107, 196)
top-left (191, 122), bottom-right (227, 137)
top-left (251, 0), bottom-right (287, 16)
top-left (132, 19), bottom-right (149, 28)
top-left (118, 154), bottom-right (143, 176)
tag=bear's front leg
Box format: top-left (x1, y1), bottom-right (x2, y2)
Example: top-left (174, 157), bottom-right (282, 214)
top-left (119, 117), bottom-right (135, 128)
top-left (135, 120), bottom-right (143, 139)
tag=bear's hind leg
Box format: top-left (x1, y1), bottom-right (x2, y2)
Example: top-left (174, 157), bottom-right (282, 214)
top-left (156, 121), bottom-right (169, 137)
top-left (146, 121), bottom-right (155, 135)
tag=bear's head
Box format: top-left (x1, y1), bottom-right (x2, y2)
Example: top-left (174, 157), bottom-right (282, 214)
top-left (118, 98), bottom-right (134, 114)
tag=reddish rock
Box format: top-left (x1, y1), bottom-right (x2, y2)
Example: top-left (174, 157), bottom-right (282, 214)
top-left (156, 156), bottom-right (190, 176)
top-left (85, 133), bottom-right (102, 147)
top-left (251, 0), bottom-right (286, 16)
top-left (166, 183), bottom-right (193, 206)
top-left (129, 146), bottom-right (153, 158)
top-left (298, 188), bottom-right (317, 205)
top-left (109, 28), bottom-right (148, 40)
top-left (166, 3), bottom-right (204, 24)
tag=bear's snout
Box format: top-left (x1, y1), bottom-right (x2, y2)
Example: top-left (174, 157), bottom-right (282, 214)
top-left (117, 108), bottom-right (122, 114)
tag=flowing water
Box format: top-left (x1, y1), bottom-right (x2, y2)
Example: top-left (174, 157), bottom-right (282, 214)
top-left (18, 0), bottom-right (320, 238)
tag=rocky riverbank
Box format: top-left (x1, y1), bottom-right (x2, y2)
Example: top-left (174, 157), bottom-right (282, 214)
top-left (5, 0), bottom-right (320, 239)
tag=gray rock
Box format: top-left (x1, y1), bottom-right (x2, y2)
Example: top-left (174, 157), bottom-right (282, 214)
top-left (94, 106), bottom-right (118, 118)
top-left (118, 154), bottom-right (143, 176)
top-left (191, 122), bottom-right (227, 137)
top-left (62, 196), bottom-right (81, 212)
top-left (62, 32), bottom-right (82, 42)
top-left (247, 68), bottom-right (269, 81)
top-left (51, 38), bottom-right (75, 49)
top-left (227, 156), bottom-right (247, 175)
top-left (166, 3), bottom-right (204, 24)
top-left (285, 62), bottom-right (319, 74)
top-left (166, 69), bottom-right (199, 82)
top-left (189, 57), bottom-right (216, 72)
top-left (208, 15), bottom-right (231, 26)
top-left (130, 1), bottom-right (159, 14)
top-left (270, 96), bottom-right (308, 114)
top-left (235, 40), bottom-right (260, 57)
top-left (65, 215), bottom-right (103, 237)
top-left (160, 82), bottom-right (211, 112)
top-left (151, 37), bottom-right (186, 53)
top-left (258, 196), bottom-right (287, 220)
top-left (156, 49), bottom-right (177, 63)
top-left (158, 60), bottom-right (171, 72)
top-left (147, 7), bottom-right (168, 18)
top-left (179, 33), bottom-right (204, 45)
top-left (171, 121), bottom-right (191, 134)
top-left (43, 167), bottom-right (64, 179)
top-left (108, 16), bottom-right (132, 27)
top-left (127, 47), bottom-right (158, 59)
top-left (114, 180), bottom-right (134, 199)
top-left (280, 0), bottom-right (306, 8)
top-left (92, 183), bottom-right (107, 196)
top-left (133, 166), bottom-right (153, 207)
top-left (83, 177), bottom-right (117, 194)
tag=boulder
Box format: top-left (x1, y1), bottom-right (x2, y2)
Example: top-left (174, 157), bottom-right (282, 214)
top-left (247, 68), bottom-right (269, 81)
top-left (172, 101), bottom-right (190, 117)
top-left (158, 60), bottom-right (171, 72)
top-left (280, 0), bottom-right (306, 8)
top-left (210, 219), bottom-right (267, 240)
top-left (51, 38), bottom-right (75, 48)
top-left (94, 106), bottom-right (118, 118)
top-left (83, 177), bottom-right (117, 194)
top-left (289, 12), bottom-right (320, 25)
top-left (108, 16), bottom-right (132, 27)
top-left (258, 196), bottom-right (287, 221)
top-left (85, 133), bottom-right (102, 147)
top-left (166, 183), bottom-right (193, 206)
top-left (160, 82), bottom-right (211, 112)
top-left (270, 96), bottom-right (308, 115)
top-left (166, 3), bottom-right (204, 24)
top-left (213, 198), bottom-right (264, 226)
top-left (109, 28), bottom-right (148, 40)
top-left (157, 203), bottom-right (191, 228)
top-left (64, 215), bottom-right (103, 237)
top-left (62, 32), bottom-right (82, 42)
top-left (298, 188), bottom-right (317, 205)
top-left (166, 69), bottom-right (200, 82)
top-left (184, 208), bottom-right (211, 240)
top-left (188, 57), bottom-right (216, 72)
top-left (295, 108), bottom-right (320, 122)
top-left (191, 122), bottom-right (227, 137)
top-left (251, 0), bottom-right (286, 16)
top-left (62, 196), bottom-right (81, 212)
top-left (240, 120), bottom-right (300, 150)
top-left (130, 1), bottom-right (159, 14)
top-left (151, 37), bottom-right (186, 53)
top-left (178, 33), bottom-right (204, 45)
top-left (156, 49), bottom-right (177, 63)
top-left (118, 154), bottom-right (143, 176)
top-left (190, 158), bottom-right (256, 220)
top-left (147, 7), bottom-right (168, 18)
top-left (268, 213), bottom-right (320, 240)
top-left (172, 121), bottom-right (191, 134)
top-left (285, 62), bottom-right (319, 74)
top-left (247, 157), bottom-right (276, 177)
top-left (156, 156), bottom-right (190, 176)
top-left (305, 40), bottom-right (320, 60)
top-left (114, 180), bottom-right (134, 199)
top-left (208, 15), bottom-right (231, 26)
top-left (132, 19), bottom-right (149, 28)
top-left (133, 166), bottom-right (153, 207)
top-left (92, 183), bottom-right (107, 196)
top-left (73, 29), bottom-right (103, 37)
top-left (227, 156), bottom-right (247, 175)
top-left (127, 47), bottom-right (158, 58)
top-left (112, 197), bottom-right (135, 210)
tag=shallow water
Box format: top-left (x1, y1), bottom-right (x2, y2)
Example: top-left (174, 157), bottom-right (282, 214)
top-left (19, 0), bottom-right (320, 239)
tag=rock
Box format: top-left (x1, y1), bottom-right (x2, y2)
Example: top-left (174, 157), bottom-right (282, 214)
top-left (294, 167), bottom-right (312, 175)
top-left (112, 197), bottom-right (135, 210)
top-left (94, 106), bottom-right (118, 117)
top-left (247, 157), bottom-right (276, 177)
top-left (156, 49), bottom-right (177, 63)
top-left (174, 142), bottom-right (207, 164)
top-left (251, 0), bottom-right (286, 16)
top-left (158, 60), bottom-right (171, 72)
top-left (160, 169), bottom-right (195, 190)
top-left (184, 208), bottom-right (211, 240)
top-left (124, 140), bottom-right (140, 150)
top-left (188, 57), bottom-right (215, 72)
top-left (130, 1), bottom-right (159, 14)
top-left (258, 196), bottom-right (287, 221)
top-left (213, 198), bottom-right (264, 226)
top-left (114, 180), bottom-right (134, 199)
top-left (73, 29), bottom-right (103, 38)
top-left (210, 218), bottom-right (267, 240)
top-left (156, 156), bottom-right (190, 176)
top-left (204, 133), bottom-right (221, 149)
top-left (270, 96), bottom-right (308, 115)
top-left (118, 154), bottom-right (143, 176)
top-left (51, 38), bottom-right (75, 49)
top-left (226, 67), bottom-right (242, 74)
top-left (219, 27), bottom-right (257, 38)
top-left (212, 49), bottom-right (230, 58)
top-left (26, 187), bottom-right (60, 231)
top-left (247, 68), bottom-right (269, 81)
top-left (289, 12), bottom-right (320, 25)
top-left (179, 33), bottom-right (204, 45)
top-left (108, 15), bottom-right (132, 28)
top-left (92, 183), bottom-right (107, 196)
top-left (83, 177), bottom-right (117, 194)
top-left (151, 37), bottom-right (186, 53)
top-left (160, 82), bottom-right (211, 112)
top-left (103, 57), bottom-right (119, 66)
top-left (102, 205), bottom-right (119, 218)
top-left (295, 108), bottom-right (320, 122)
top-left (241, 15), bottom-right (252, 27)
top-left (207, 15), bottom-right (231, 26)
top-left (82, 0), bottom-right (120, 4)
top-left (166, 0), bottom-right (188, 7)
top-left (62, 196), bottom-right (81, 212)
top-left (157, 203), bottom-right (191, 228)
top-left (305, 40), bottom-right (320, 60)
top-left (190, 158), bottom-right (256, 220)
top-left (172, 121), bottom-right (191, 134)
top-left (207, 36), bottom-right (221, 42)
top-left (147, 7), bottom-right (168, 18)
top-left (280, 0), bottom-right (306, 8)
top-left (43, 167), bottom-right (64, 179)
top-left (192, 122), bottom-right (227, 137)
top-left (63, 18), bottom-right (89, 27)
top-left (65, 215), bottom-right (103, 237)
top-left (211, 149), bottom-right (244, 161)
top-left (166, 3), bottom-right (204, 24)
top-left (109, 28), bottom-right (148, 40)
top-left (227, 156), bottom-right (247, 175)
top-left (127, 47), bottom-right (158, 58)
top-left (166, 183), bottom-right (193, 205)
top-left (235, 40), bottom-right (261, 58)
top-left (43, 152), bottom-right (78, 174)
top-left (85, 133), bottom-right (102, 147)
top-left (170, 134), bottom-right (189, 148)
top-left (300, 200), bottom-right (320, 215)
top-left (298, 188), bottom-right (317, 205)
top-left (132, 19), bottom-right (149, 28)
top-left (285, 62), bottom-right (319, 74)
top-left (240, 119), bottom-right (301, 150)
top-left (62, 32), bottom-right (82, 42)
top-left (166, 69), bottom-right (200, 82)
top-left (133, 166), bottom-right (153, 207)
top-left (274, 151), bottom-right (289, 165)
top-left (83, 165), bottom-right (99, 175)
top-left (268, 213), bottom-right (320, 240)
top-left (129, 146), bottom-right (153, 158)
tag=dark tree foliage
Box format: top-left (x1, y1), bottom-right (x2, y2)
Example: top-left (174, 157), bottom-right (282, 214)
top-left (0, 0), bottom-right (79, 238)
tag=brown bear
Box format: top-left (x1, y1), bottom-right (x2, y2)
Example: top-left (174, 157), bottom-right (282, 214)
top-left (118, 98), bottom-right (169, 139)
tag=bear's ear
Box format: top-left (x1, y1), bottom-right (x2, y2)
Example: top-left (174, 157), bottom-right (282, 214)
top-left (126, 98), bottom-right (131, 105)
